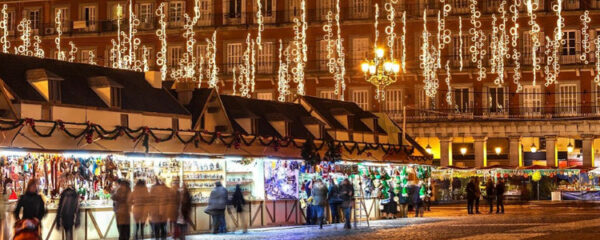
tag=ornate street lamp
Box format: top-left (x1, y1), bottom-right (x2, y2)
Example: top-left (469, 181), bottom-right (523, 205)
top-left (361, 47), bottom-right (401, 101)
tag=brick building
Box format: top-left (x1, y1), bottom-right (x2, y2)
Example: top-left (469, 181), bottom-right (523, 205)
top-left (2, 0), bottom-right (600, 168)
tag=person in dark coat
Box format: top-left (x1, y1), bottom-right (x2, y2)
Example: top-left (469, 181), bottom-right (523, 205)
top-left (327, 178), bottom-right (342, 224)
top-left (205, 181), bottom-right (228, 234)
top-left (173, 183), bottom-right (192, 240)
top-left (411, 183), bottom-right (424, 217)
top-left (112, 179), bottom-right (131, 240)
top-left (339, 178), bottom-right (354, 229)
top-left (382, 187), bottom-right (398, 219)
top-left (231, 184), bottom-right (248, 233)
top-left (311, 179), bottom-right (328, 229)
top-left (55, 183), bottom-right (80, 240)
top-left (474, 177), bottom-right (481, 214)
top-left (485, 179), bottom-right (495, 214)
top-left (14, 179), bottom-right (46, 222)
top-left (496, 178), bottom-right (506, 214)
top-left (398, 188), bottom-right (409, 218)
top-left (466, 178), bottom-right (476, 214)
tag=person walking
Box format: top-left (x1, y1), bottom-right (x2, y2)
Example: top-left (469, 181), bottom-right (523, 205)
top-left (150, 178), bottom-right (169, 239)
top-left (205, 181), bottom-right (228, 234)
top-left (496, 178), bottom-right (506, 214)
top-left (398, 188), bottom-right (409, 218)
top-left (129, 179), bottom-right (150, 240)
top-left (231, 184), bottom-right (248, 233)
top-left (412, 183), bottom-right (424, 218)
top-left (474, 177), bottom-right (481, 214)
top-left (311, 178), bottom-right (328, 229)
top-left (55, 182), bottom-right (80, 240)
top-left (327, 178), bottom-right (342, 224)
top-left (173, 184), bottom-right (192, 239)
top-left (485, 179), bottom-right (495, 214)
top-left (339, 178), bottom-right (354, 229)
top-left (13, 179), bottom-right (45, 240)
top-left (112, 179), bottom-right (131, 240)
top-left (424, 183), bottom-right (433, 212)
top-left (466, 178), bottom-right (476, 215)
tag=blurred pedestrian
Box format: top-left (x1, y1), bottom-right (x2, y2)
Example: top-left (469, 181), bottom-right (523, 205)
top-left (339, 178), bottom-right (354, 229)
top-left (0, 181), bottom-right (8, 240)
top-left (168, 180), bottom-right (180, 234)
top-left (382, 187), bottom-right (398, 219)
top-left (398, 187), bottom-right (409, 218)
top-left (112, 179), bottom-right (131, 240)
top-left (327, 178), bottom-right (342, 224)
top-left (411, 183), bottom-right (424, 217)
top-left (150, 178), bottom-right (169, 239)
top-left (311, 178), bottom-right (328, 229)
top-left (466, 178), bottom-right (476, 215)
top-left (485, 179), bottom-right (495, 214)
top-left (55, 178), bottom-right (80, 240)
top-left (173, 183), bottom-right (192, 239)
top-left (496, 178), bottom-right (506, 214)
top-left (129, 179), bottom-right (150, 239)
top-left (424, 183), bottom-right (433, 212)
top-left (231, 184), bottom-right (248, 233)
top-left (474, 177), bottom-right (481, 214)
top-left (14, 179), bottom-right (45, 240)
top-left (205, 181), bottom-right (228, 234)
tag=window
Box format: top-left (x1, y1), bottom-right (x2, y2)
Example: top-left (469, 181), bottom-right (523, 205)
top-left (351, 89), bottom-right (369, 110)
top-left (80, 49), bottom-right (96, 64)
top-left (198, 0), bottom-right (213, 26)
top-left (451, 0), bottom-right (470, 14)
top-left (557, 84), bottom-right (578, 116)
top-left (564, 0), bottom-right (580, 10)
top-left (81, 5), bottom-right (97, 31)
top-left (522, 85), bottom-right (542, 117)
top-left (120, 114), bottom-right (129, 127)
top-left (26, 9), bottom-right (41, 30)
top-left (226, 43), bottom-right (243, 73)
top-left (486, 86), bottom-right (508, 114)
top-left (258, 0), bottom-right (275, 23)
top-left (49, 80), bottom-right (62, 102)
top-left (168, 46), bottom-right (183, 68)
top-left (593, 0), bottom-right (600, 8)
top-left (523, 31), bottom-right (545, 65)
top-left (54, 8), bottom-right (69, 31)
top-left (138, 3), bottom-right (153, 26)
top-left (6, 10), bottom-right (15, 33)
top-left (561, 30), bottom-right (580, 64)
top-left (350, 0), bottom-right (370, 19)
top-left (196, 44), bottom-right (207, 66)
top-left (225, 0), bottom-right (245, 24)
top-left (318, 40), bottom-right (330, 71)
top-left (110, 87), bottom-right (122, 108)
top-left (453, 87), bottom-right (472, 113)
top-left (256, 92), bottom-right (273, 100)
top-left (257, 42), bottom-right (274, 74)
top-left (319, 89), bottom-right (336, 100)
top-left (169, 1), bottom-right (185, 25)
top-left (286, 0), bottom-right (302, 22)
top-left (384, 89), bottom-right (402, 120)
top-left (318, 0), bottom-right (335, 21)
top-left (352, 37), bottom-right (370, 67)
top-left (452, 34), bottom-right (471, 68)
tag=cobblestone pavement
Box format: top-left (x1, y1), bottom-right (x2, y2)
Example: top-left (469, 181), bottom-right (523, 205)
top-left (188, 201), bottom-right (600, 240)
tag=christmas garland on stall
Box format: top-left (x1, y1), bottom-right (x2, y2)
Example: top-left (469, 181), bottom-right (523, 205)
top-left (0, 118), bottom-right (430, 159)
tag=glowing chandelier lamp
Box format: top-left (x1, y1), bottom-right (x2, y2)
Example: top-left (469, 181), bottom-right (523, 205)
top-left (361, 47), bottom-right (401, 101)
top-left (567, 141), bottom-right (574, 153)
top-left (530, 143), bottom-right (537, 153)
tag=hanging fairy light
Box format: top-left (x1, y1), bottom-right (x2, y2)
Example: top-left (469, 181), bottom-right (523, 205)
top-left (490, 1), bottom-right (509, 87)
top-left (469, 0), bottom-right (486, 81)
top-left (525, 0), bottom-right (541, 86)
top-left (68, 41), bottom-right (77, 62)
top-left (232, 66), bottom-right (237, 95)
top-left (0, 4), bottom-right (9, 54)
top-left (580, 10), bottom-right (591, 64)
top-left (142, 46), bottom-right (149, 71)
top-left (420, 10), bottom-right (439, 97)
top-left (256, 0), bottom-right (264, 51)
top-left (385, 2), bottom-right (396, 60)
top-left (445, 60), bottom-right (452, 106)
top-left (126, 0), bottom-right (142, 71)
top-left (15, 18), bottom-right (32, 56)
top-left (510, 0), bottom-right (522, 92)
top-left (594, 35), bottom-right (600, 85)
top-left (374, 3), bottom-right (379, 49)
top-left (277, 39), bottom-right (290, 102)
top-left (291, 0), bottom-right (307, 96)
top-left (238, 34), bottom-right (254, 98)
top-left (88, 51), bottom-right (97, 65)
top-left (54, 9), bottom-right (65, 61)
top-left (543, 0), bottom-right (564, 87)
top-left (401, 11), bottom-right (406, 72)
top-left (334, 0), bottom-right (346, 100)
top-left (206, 31), bottom-right (219, 89)
top-left (459, 16), bottom-right (463, 71)
top-left (32, 36), bottom-right (44, 58)
top-left (172, 0), bottom-right (201, 82)
top-left (156, 2), bottom-right (168, 80)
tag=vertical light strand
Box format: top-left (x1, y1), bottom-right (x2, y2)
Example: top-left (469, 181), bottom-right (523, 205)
top-left (526, 0), bottom-right (541, 86)
top-left (55, 9), bottom-right (65, 61)
top-left (510, 0), bottom-right (522, 92)
top-left (580, 10), bottom-right (591, 64)
top-left (385, 2), bottom-right (396, 60)
top-left (68, 41), bottom-right (77, 62)
top-left (334, 0), bottom-right (346, 101)
top-left (291, 0), bottom-right (306, 96)
top-left (401, 11), bottom-right (406, 72)
top-left (277, 39), bottom-right (289, 102)
top-left (0, 4), bottom-right (9, 53)
top-left (232, 66), bottom-right (237, 95)
top-left (445, 60), bottom-right (452, 106)
top-left (156, 2), bottom-right (168, 80)
top-left (374, 3), bottom-right (379, 49)
top-left (15, 18), bottom-right (32, 56)
top-left (142, 46), bottom-right (149, 71)
top-left (89, 51), bottom-right (97, 65)
top-left (594, 35), bottom-right (600, 85)
top-left (459, 16), bottom-right (463, 71)
top-left (32, 36), bottom-right (44, 58)
top-left (206, 31), bottom-right (219, 89)
top-left (172, 0), bottom-right (201, 81)
top-left (256, 0), bottom-right (264, 51)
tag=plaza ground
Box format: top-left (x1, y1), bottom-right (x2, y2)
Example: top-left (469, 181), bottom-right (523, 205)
top-left (187, 201), bottom-right (600, 240)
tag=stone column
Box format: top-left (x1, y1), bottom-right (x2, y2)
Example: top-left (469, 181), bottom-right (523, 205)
top-left (545, 136), bottom-right (557, 167)
top-left (473, 136), bottom-right (488, 168)
top-left (582, 135), bottom-right (595, 167)
top-left (440, 137), bottom-right (453, 167)
top-left (509, 136), bottom-right (522, 167)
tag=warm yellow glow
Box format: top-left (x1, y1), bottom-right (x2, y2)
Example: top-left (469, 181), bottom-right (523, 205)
top-left (383, 61), bottom-right (393, 72)
top-left (530, 143), bottom-right (537, 153)
top-left (361, 62), bottom-right (370, 73)
top-left (375, 48), bottom-right (385, 58)
top-left (460, 147), bottom-right (467, 155)
top-left (495, 147), bottom-right (502, 155)
top-left (392, 62), bottom-right (400, 73)
top-left (567, 142), bottom-right (574, 153)
top-left (368, 65), bottom-right (376, 74)
top-left (116, 4), bottom-right (123, 18)
top-left (425, 144), bottom-right (432, 155)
